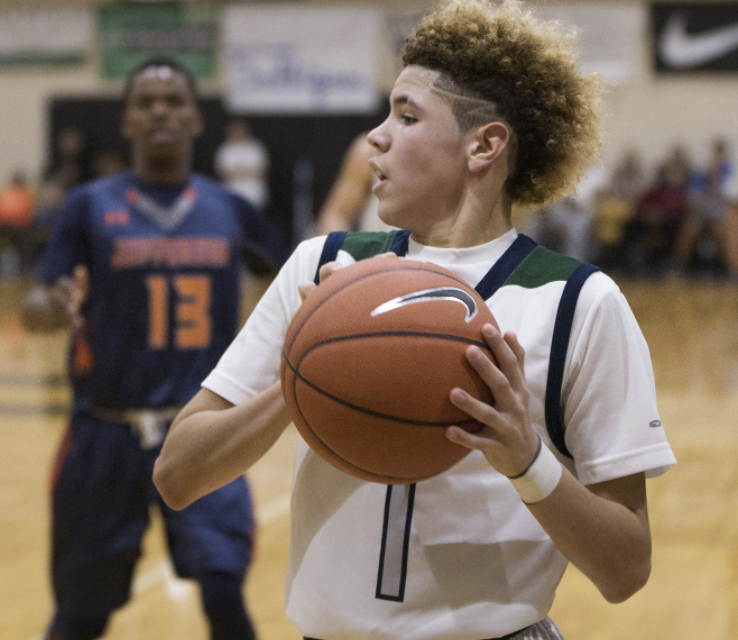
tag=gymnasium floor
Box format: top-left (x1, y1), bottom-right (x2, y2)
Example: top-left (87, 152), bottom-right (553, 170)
top-left (1, 272), bottom-right (737, 640)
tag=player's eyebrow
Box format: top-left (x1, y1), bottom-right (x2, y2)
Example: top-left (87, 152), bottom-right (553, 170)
top-left (392, 94), bottom-right (421, 110)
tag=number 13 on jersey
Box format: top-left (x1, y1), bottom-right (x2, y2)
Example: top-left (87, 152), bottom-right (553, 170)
top-left (146, 274), bottom-right (212, 349)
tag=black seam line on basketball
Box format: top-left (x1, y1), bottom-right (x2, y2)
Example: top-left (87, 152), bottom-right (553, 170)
top-left (291, 331), bottom-right (492, 426)
top-left (299, 330), bottom-right (493, 354)
top-left (282, 350), bottom-right (484, 428)
top-left (284, 351), bottom-right (429, 483)
top-left (284, 264), bottom-right (474, 359)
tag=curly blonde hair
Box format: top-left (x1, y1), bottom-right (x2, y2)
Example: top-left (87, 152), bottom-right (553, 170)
top-left (402, 0), bottom-right (603, 207)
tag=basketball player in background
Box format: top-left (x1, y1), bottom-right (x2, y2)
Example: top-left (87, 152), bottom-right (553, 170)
top-left (155, 2), bottom-right (676, 639)
top-left (314, 132), bottom-right (395, 234)
top-left (22, 58), bottom-right (289, 640)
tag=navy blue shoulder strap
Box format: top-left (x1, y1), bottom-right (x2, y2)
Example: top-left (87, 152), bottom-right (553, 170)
top-left (314, 231), bottom-right (347, 284)
top-left (545, 262), bottom-right (600, 458)
top-left (316, 231), bottom-right (536, 295)
top-left (389, 229), bottom-right (411, 256)
top-left (314, 230), bottom-right (411, 284)
top-left (474, 234), bottom-right (538, 300)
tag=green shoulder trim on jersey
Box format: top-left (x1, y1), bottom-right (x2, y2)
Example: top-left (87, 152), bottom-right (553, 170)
top-left (340, 231), bottom-right (397, 261)
top-left (503, 246), bottom-right (582, 289)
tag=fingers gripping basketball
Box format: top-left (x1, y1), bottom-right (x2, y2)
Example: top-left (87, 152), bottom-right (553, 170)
top-left (280, 255), bottom-right (499, 484)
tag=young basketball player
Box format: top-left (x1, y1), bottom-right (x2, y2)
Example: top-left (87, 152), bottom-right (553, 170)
top-left (23, 58), bottom-right (289, 640)
top-left (155, 2), bottom-right (676, 638)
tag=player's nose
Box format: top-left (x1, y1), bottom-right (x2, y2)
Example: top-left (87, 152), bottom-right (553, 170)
top-left (367, 123), bottom-right (389, 153)
top-left (149, 98), bottom-right (171, 118)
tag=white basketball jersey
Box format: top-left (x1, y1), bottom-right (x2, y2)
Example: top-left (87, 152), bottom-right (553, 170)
top-left (203, 230), bottom-right (676, 640)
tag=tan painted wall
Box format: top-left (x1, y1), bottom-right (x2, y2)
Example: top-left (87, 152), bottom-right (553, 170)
top-left (0, 0), bottom-right (736, 187)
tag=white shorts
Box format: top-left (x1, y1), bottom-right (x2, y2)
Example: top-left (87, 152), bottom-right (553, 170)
top-left (511, 617), bottom-right (565, 640)
top-left (302, 617), bottom-right (564, 640)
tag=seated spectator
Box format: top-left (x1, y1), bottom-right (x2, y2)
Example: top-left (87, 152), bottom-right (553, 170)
top-left (529, 196), bottom-right (593, 261)
top-left (42, 128), bottom-right (89, 199)
top-left (621, 162), bottom-right (689, 276)
top-left (0, 172), bottom-right (37, 275)
top-left (0, 172), bottom-right (34, 228)
top-left (608, 149), bottom-right (648, 203)
top-left (36, 127), bottom-right (91, 233)
top-left (45, 127), bottom-right (89, 193)
top-left (663, 143), bottom-right (692, 188)
top-left (591, 150), bottom-right (647, 270)
top-left (674, 138), bottom-right (734, 275)
top-left (724, 168), bottom-right (738, 280)
top-left (521, 165), bottom-right (608, 263)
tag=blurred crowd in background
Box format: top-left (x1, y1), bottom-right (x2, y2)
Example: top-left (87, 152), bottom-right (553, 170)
top-left (521, 137), bottom-right (738, 280)
top-left (1, 124), bottom-right (736, 282)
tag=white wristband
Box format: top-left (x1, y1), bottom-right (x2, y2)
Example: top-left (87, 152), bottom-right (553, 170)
top-left (507, 438), bottom-right (563, 505)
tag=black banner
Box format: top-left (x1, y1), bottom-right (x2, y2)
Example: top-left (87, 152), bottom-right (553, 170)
top-left (653, 3), bottom-right (738, 73)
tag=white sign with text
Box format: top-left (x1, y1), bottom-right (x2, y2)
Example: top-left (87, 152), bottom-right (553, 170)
top-left (0, 9), bottom-right (93, 63)
top-left (223, 5), bottom-right (381, 114)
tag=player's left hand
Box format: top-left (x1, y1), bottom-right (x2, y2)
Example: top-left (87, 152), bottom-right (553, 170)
top-left (297, 260), bottom-right (343, 302)
top-left (445, 323), bottom-right (540, 478)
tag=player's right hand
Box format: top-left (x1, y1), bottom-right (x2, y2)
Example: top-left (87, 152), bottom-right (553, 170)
top-left (51, 265), bottom-right (89, 328)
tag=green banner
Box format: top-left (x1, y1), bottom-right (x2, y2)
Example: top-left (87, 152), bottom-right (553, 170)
top-left (98, 2), bottom-right (217, 79)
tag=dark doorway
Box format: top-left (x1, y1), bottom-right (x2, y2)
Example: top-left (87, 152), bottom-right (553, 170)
top-left (48, 96), bottom-right (389, 245)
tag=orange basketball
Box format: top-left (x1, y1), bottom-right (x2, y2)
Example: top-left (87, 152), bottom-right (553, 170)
top-left (280, 255), bottom-right (498, 484)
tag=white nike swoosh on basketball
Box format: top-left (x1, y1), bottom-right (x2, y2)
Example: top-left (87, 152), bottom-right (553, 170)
top-left (660, 13), bottom-right (738, 68)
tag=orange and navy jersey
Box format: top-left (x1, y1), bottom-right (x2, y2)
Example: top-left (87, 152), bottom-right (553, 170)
top-left (37, 171), bottom-right (289, 412)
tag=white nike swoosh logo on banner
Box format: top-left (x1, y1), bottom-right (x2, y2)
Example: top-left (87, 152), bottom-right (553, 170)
top-left (660, 13), bottom-right (738, 68)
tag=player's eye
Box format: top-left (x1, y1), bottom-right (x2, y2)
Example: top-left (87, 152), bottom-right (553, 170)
top-left (400, 113), bottom-right (417, 125)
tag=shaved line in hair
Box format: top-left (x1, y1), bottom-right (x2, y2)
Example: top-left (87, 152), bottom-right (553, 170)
top-left (426, 71), bottom-right (518, 172)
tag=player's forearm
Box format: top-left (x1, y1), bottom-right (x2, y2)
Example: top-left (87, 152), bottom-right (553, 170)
top-left (154, 382), bottom-right (291, 510)
top-left (526, 469), bottom-right (652, 603)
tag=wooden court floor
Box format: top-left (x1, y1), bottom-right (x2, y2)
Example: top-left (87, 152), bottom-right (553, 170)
top-left (1, 273), bottom-right (737, 640)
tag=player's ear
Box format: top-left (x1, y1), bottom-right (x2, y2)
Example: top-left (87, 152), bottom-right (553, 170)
top-left (468, 122), bottom-right (511, 174)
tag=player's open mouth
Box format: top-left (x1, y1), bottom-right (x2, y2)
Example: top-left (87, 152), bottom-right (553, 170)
top-left (148, 128), bottom-right (177, 143)
top-left (369, 161), bottom-right (387, 186)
